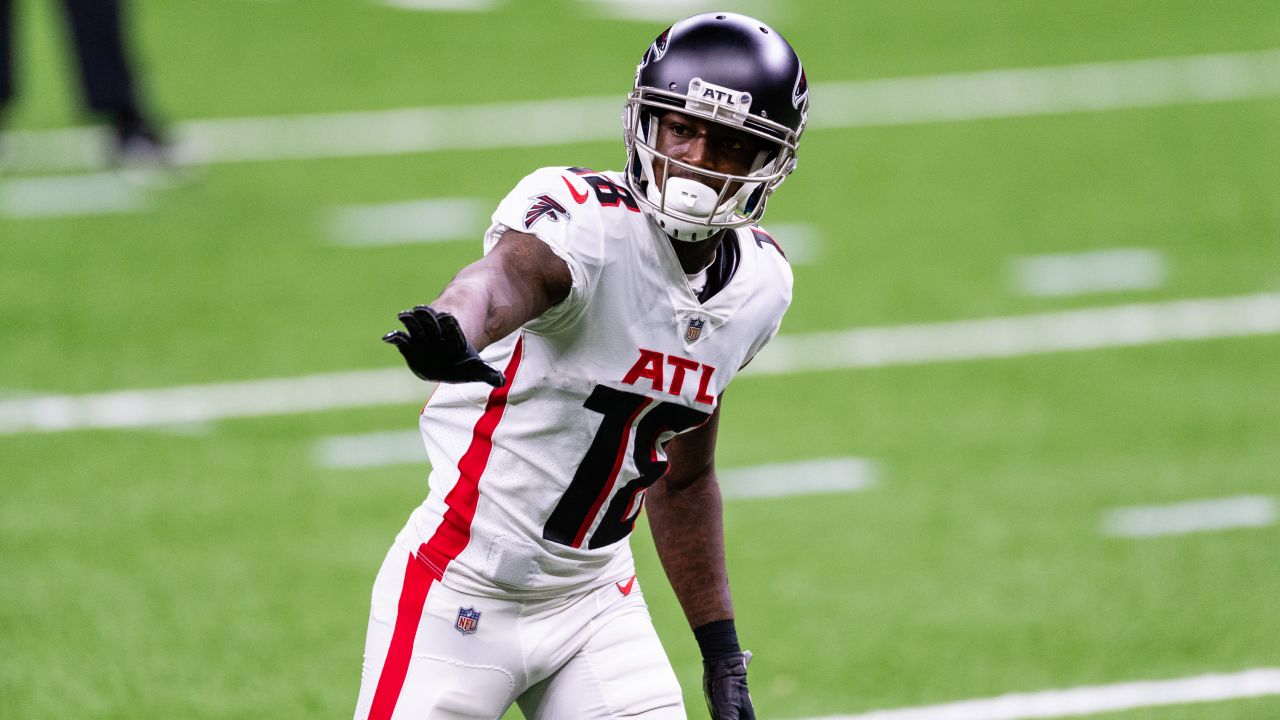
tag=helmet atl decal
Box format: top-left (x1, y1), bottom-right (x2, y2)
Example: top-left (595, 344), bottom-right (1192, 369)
top-left (523, 194), bottom-right (570, 229)
top-left (455, 606), bottom-right (481, 635)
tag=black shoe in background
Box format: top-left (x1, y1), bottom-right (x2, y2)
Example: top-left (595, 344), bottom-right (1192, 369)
top-left (111, 108), bottom-right (170, 166)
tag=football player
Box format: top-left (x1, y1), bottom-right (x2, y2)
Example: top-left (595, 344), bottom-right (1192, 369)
top-left (355, 11), bottom-right (808, 720)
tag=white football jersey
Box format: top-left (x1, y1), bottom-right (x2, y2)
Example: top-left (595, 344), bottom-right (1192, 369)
top-left (395, 166), bottom-right (793, 599)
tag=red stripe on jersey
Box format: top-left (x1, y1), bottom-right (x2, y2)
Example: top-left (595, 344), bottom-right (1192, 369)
top-left (366, 336), bottom-right (524, 720)
top-left (367, 551), bottom-right (435, 720)
top-left (570, 396), bottom-right (651, 548)
top-left (418, 334), bottom-right (524, 572)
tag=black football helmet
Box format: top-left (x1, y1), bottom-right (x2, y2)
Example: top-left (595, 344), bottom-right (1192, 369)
top-left (624, 12), bottom-right (809, 241)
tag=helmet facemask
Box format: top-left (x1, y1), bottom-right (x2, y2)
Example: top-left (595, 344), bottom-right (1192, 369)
top-left (623, 82), bottom-right (799, 243)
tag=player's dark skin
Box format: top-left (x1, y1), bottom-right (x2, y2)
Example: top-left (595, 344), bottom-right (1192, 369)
top-left (423, 110), bottom-right (762, 631)
top-left (648, 111), bottom-right (763, 274)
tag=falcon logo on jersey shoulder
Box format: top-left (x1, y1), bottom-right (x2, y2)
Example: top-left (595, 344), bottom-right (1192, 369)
top-left (455, 606), bottom-right (481, 635)
top-left (523, 194), bottom-right (570, 229)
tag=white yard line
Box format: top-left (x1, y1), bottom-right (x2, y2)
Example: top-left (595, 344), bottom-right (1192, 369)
top-left (2, 292), bottom-right (1278, 435)
top-left (584, 0), bottom-right (704, 22)
top-left (0, 172), bottom-right (149, 218)
top-left (328, 197), bottom-right (486, 246)
top-left (790, 668), bottom-right (1280, 720)
top-left (742, 292), bottom-right (1280, 376)
top-left (4, 49), bottom-right (1278, 173)
top-left (719, 457), bottom-right (875, 500)
top-left (314, 429), bottom-right (426, 469)
top-left (328, 205), bottom-right (816, 254)
top-left (1102, 495), bottom-right (1276, 538)
top-left (583, 0), bottom-right (779, 23)
top-left (817, 49), bottom-right (1280, 129)
top-left (765, 223), bottom-right (822, 265)
top-left (1012, 248), bottom-right (1166, 298)
top-left (2, 97), bottom-right (620, 174)
top-left (0, 369), bottom-right (426, 434)
top-left (378, 0), bottom-right (498, 11)
top-left (315, 430), bottom-right (875, 499)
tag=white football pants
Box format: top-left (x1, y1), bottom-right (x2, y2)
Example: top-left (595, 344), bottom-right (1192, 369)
top-left (353, 545), bottom-right (687, 720)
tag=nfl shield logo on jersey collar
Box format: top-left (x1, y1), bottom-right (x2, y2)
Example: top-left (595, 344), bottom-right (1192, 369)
top-left (674, 309), bottom-right (725, 350)
top-left (685, 317), bottom-right (705, 344)
top-left (455, 606), bottom-right (481, 635)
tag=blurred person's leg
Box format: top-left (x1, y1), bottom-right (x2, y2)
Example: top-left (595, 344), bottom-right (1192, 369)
top-left (0, 0), bottom-right (13, 115)
top-left (59, 0), bottom-right (166, 159)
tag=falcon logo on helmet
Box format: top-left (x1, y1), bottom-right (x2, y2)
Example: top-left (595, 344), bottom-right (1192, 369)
top-left (651, 27), bottom-right (671, 62)
top-left (792, 68), bottom-right (808, 110)
top-left (638, 27), bottom-right (671, 69)
top-left (522, 194), bottom-right (570, 229)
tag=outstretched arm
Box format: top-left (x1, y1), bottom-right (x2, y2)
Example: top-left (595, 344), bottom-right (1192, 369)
top-left (383, 229), bottom-right (572, 384)
top-left (428, 229), bottom-right (572, 352)
top-left (646, 406), bottom-right (756, 720)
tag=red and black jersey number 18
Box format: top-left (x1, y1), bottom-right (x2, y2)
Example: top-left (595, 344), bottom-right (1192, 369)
top-left (542, 385), bottom-right (709, 549)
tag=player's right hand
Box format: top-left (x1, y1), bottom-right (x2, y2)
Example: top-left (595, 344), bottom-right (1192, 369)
top-left (382, 305), bottom-right (505, 387)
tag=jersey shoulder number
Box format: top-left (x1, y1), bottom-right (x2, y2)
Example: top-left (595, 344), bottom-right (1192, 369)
top-left (748, 225), bottom-right (787, 261)
top-left (562, 167), bottom-right (642, 213)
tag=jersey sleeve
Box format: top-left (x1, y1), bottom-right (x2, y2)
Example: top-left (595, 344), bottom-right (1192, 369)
top-left (484, 167), bottom-right (606, 335)
top-left (740, 230), bottom-right (795, 369)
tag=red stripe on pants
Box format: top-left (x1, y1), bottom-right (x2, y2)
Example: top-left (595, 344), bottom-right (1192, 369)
top-left (366, 551), bottom-right (435, 720)
top-left (365, 336), bottom-right (524, 720)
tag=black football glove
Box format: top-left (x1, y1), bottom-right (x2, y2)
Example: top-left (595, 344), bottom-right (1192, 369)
top-left (703, 650), bottom-right (754, 720)
top-left (382, 305), bottom-right (504, 387)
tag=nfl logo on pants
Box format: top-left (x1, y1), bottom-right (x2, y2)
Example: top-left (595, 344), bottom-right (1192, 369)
top-left (455, 606), bottom-right (481, 635)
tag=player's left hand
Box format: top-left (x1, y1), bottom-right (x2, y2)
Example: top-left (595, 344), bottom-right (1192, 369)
top-left (703, 650), bottom-right (754, 720)
top-left (382, 305), bottom-right (505, 387)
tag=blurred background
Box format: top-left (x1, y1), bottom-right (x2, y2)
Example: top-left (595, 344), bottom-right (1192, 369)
top-left (2, 1), bottom-right (1279, 718)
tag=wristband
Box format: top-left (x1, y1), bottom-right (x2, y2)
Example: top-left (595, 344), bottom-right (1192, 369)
top-left (693, 618), bottom-right (742, 661)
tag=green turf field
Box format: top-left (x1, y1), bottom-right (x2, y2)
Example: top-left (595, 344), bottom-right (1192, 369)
top-left (3, 1), bottom-right (1279, 718)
